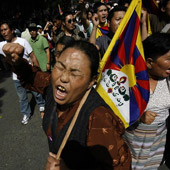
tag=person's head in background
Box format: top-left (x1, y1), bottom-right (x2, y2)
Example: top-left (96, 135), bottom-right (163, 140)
top-left (28, 23), bottom-right (38, 40)
top-left (53, 15), bottom-right (62, 30)
top-left (61, 11), bottom-right (76, 34)
top-left (118, 0), bottom-right (131, 8)
top-left (107, 5), bottom-right (126, 34)
top-left (143, 33), bottom-right (170, 79)
top-left (93, 2), bottom-right (108, 26)
top-left (159, 0), bottom-right (170, 18)
top-left (87, 8), bottom-right (94, 21)
top-left (55, 36), bottom-right (75, 60)
top-left (0, 20), bottom-right (16, 42)
top-left (37, 25), bottom-right (43, 35)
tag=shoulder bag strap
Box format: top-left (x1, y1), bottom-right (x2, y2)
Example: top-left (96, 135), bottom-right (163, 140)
top-left (55, 88), bottom-right (91, 159)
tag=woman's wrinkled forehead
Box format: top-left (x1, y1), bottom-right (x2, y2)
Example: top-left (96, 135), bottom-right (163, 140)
top-left (60, 47), bottom-right (88, 62)
top-left (57, 47), bottom-right (91, 75)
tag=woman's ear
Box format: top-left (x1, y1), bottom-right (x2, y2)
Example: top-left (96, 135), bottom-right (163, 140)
top-left (87, 76), bottom-right (97, 89)
top-left (146, 58), bottom-right (153, 69)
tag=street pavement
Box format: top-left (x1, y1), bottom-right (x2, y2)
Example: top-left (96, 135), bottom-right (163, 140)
top-left (0, 70), bottom-right (49, 170)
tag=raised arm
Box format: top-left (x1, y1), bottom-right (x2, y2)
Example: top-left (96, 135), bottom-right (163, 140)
top-left (141, 10), bottom-right (148, 41)
top-left (2, 43), bottom-right (51, 94)
top-left (89, 14), bottom-right (99, 50)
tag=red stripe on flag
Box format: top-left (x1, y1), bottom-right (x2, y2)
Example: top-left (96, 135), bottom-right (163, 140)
top-left (135, 54), bottom-right (147, 73)
top-left (117, 40), bottom-right (127, 66)
top-left (103, 57), bottom-right (121, 72)
top-left (137, 80), bottom-right (150, 90)
top-left (129, 15), bottom-right (140, 65)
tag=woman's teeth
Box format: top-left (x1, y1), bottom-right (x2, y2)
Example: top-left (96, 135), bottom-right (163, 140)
top-left (58, 86), bottom-right (66, 92)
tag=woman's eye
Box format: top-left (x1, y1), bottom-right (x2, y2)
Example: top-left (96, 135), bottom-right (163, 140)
top-left (55, 62), bottom-right (64, 71)
top-left (71, 71), bottom-right (83, 77)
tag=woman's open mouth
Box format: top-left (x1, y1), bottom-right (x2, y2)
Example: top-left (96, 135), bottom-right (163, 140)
top-left (55, 85), bottom-right (67, 100)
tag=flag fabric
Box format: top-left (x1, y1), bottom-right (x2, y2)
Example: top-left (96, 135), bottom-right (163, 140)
top-left (96, 24), bottom-right (109, 38)
top-left (96, 0), bottom-right (150, 128)
top-left (58, 4), bottom-right (63, 15)
top-left (142, 0), bottom-right (159, 14)
top-left (101, 0), bottom-right (108, 3)
top-left (147, 14), bottom-right (152, 35)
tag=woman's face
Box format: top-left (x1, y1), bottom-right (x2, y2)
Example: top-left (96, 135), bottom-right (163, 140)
top-left (148, 50), bottom-right (170, 78)
top-left (52, 47), bottom-right (94, 106)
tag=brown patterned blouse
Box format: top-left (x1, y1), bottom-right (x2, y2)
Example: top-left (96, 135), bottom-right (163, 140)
top-left (46, 98), bottom-right (131, 170)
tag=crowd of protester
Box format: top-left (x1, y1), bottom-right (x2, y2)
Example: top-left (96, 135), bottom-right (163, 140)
top-left (0, 0), bottom-right (170, 169)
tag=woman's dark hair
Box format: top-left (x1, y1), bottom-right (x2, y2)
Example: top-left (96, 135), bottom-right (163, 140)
top-left (143, 33), bottom-right (170, 60)
top-left (62, 40), bottom-right (100, 79)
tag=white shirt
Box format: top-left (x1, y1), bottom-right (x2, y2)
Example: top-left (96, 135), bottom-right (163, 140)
top-left (0, 37), bottom-right (33, 80)
top-left (145, 78), bottom-right (170, 124)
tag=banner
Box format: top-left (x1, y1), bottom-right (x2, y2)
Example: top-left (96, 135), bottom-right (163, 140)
top-left (96, 0), bottom-right (150, 128)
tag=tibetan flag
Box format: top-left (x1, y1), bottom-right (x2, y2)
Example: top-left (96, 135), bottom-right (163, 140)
top-left (142, 0), bottom-right (159, 14)
top-left (58, 4), bottom-right (63, 15)
top-left (101, 0), bottom-right (109, 2)
top-left (96, 0), bottom-right (150, 128)
top-left (96, 24), bottom-right (109, 38)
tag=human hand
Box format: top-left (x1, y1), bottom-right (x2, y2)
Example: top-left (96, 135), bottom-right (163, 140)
top-left (92, 13), bottom-right (99, 27)
top-left (47, 21), bottom-right (53, 26)
top-left (140, 111), bottom-right (157, 124)
top-left (2, 43), bottom-right (24, 62)
top-left (45, 152), bottom-right (67, 170)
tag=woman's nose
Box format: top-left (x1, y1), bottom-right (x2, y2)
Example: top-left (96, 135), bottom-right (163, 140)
top-left (60, 70), bottom-right (70, 83)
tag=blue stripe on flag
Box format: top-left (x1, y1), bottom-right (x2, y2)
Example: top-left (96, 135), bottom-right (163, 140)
top-left (124, 10), bottom-right (137, 62)
top-left (129, 90), bottom-right (140, 124)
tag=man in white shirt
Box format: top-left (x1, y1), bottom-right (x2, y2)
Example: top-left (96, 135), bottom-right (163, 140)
top-left (0, 20), bottom-right (45, 124)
